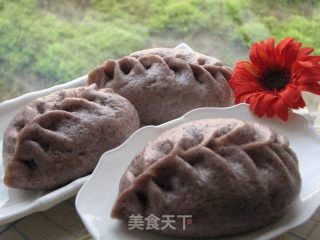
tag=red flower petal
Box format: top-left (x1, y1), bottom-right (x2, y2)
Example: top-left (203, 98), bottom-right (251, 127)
top-left (280, 85), bottom-right (301, 108)
top-left (236, 92), bottom-right (260, 104)
top-left (277, 39), bottom-right (301, 68)
top-left (266, 37), bottom-right (276, 57)
top-left (234, 82), bottom-right (262, 96)
top-left (276, 38), bottom-right (295, 58)
top-left (230, 63), bottom-right (258, 85)
top-left (298, 82), bottom-right (320, 94)
top-left (297, 61), bottom-right (315, 68)
top-left (250, 93), bottom-right (278, 117)
top-left (249, 42), bottom-right (269, 73)
top-left (297, 47), bottom-right (314, 59)
top-left (273, 98), bottom-right (289, 121)
top-left (249, 94), bottom-right (264, 115)
top-left (266, 106), bottom-right (276, 118)
top-left (300, 56), bottom-right (320, 64)
top-left (296, 74), bottom-right (320, 84)
top-left (296, 94), bottom-right (306, 108)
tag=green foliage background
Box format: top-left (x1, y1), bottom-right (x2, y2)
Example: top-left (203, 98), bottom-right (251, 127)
top-left (0, 0), bottom-right (319, 101)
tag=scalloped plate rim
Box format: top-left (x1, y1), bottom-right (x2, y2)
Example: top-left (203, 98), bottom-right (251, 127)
top-left (76, 104), bottom-right (320, 240)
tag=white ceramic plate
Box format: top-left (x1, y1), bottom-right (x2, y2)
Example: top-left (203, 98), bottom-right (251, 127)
top-left (0, 43), bottom-right (193, 225)
top-left (0, 74), bottom-right (88, 225)
top-left (76, 104), bottom-right (320, 240)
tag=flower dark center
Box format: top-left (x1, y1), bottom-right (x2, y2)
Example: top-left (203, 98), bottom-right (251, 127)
top-left (259, 69), bottom-right (290, 91)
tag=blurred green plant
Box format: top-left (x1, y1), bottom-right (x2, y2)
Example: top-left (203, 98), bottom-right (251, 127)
top-left (0, 0), bottom-right (147, 89)
top-left (239, 22), bottom-right (270, 46)
top-left (264, 15), bottom-right (320, 55)
top-left (149, 0), bottom-right (210, 32)
top-left (0, 0), bottom-right (320, 101)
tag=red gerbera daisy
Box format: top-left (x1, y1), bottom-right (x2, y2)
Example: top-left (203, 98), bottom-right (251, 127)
top-left (229, 37), bottom-right (320, 121)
